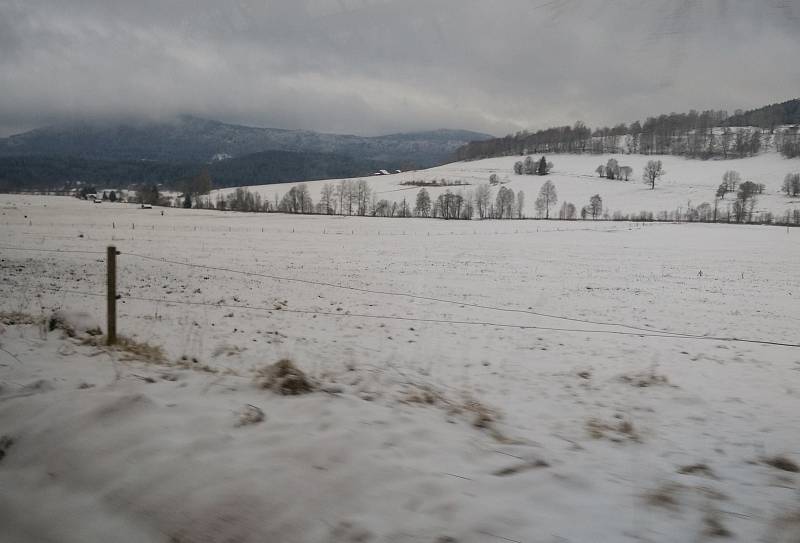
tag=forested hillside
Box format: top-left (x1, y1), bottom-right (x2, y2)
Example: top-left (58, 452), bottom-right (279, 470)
top-left (0, 150), bottom-right (390, 192)
top-left (456, 99), bottom-right (800, 161)
top-left (0, 116), bottom-right (490, 167)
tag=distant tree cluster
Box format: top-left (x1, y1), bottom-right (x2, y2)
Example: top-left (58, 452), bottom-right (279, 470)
top-left (279, 184), bottom-right (314, 214)
top-left (782, 173), bottom-right (800, 197)
top-left (135, 184), bottom-right (166, 206)
top-left (558, 201), bottom-right (577, 220)
top-left (595, 159), bottom-right (633, 181)
top-left (433, 190), bottom-right (473, 219)
top-left (710, 170), bottom-right (767, 223)
top-left (180, 169), bottom-right (213, 208)
top-left (776, 127), bottom-right (800, 158)
top-left (453, 101), bottom-right (800, 161)
top-left (722, 99), bottom-right (800, 130)
top-left (400, 178), bottom-right (467, 187)
top-left (215, 187), bottom-right (270, 212)
top-left (513, 156), bottom-right (553, 176)
top-left (138, 164), bottom-right (800, 227)
top-left (584, 194), bottom-right (603, 220)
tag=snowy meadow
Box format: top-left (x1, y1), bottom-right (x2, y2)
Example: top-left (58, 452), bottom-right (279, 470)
top-left (1, 195), bottom-right (799, 542)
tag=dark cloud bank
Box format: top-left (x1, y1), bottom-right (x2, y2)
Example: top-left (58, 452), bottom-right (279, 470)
top-left (0, 0), bottom-right (798, 137)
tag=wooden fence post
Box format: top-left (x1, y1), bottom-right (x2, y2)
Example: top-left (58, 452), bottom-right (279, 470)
top-left (107, 246), bottom-right (117, 345)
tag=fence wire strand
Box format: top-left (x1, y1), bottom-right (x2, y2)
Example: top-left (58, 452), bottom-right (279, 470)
top-left (2, 244), bottom-right (799, 349)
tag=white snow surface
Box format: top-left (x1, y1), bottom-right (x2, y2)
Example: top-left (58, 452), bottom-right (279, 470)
top-left (213, 152), bottom-right (800, 217)
top-left (1, 195), bottom-right (799, 542)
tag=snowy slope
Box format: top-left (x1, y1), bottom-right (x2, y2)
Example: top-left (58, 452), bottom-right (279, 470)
top-left (213, 152), bottom-right (800, 217)
top-left (1, 195), bottom-right (799, 542)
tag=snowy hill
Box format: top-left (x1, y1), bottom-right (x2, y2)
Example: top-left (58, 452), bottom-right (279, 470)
top-left (213, 151), bottom-right (800, 218)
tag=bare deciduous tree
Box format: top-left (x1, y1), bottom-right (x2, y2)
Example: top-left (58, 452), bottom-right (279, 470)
top-left (534, 180), bottom-right (557, 219)
top-left (523, 156), bottom-right (536, 175)
top-left (605, 159), bottom-right (619, 180)
top-left (559, 201), bottom-right (577, 220)
top-left (588, 194), bottom-right (603, 219)
top-left (475, 184), bottom-right (491, 218)
top-left (722, 170), bottom-right (741, 193)
top-left (495, 186), bottom-right (515, 219)
top-left (414, 188), bottom-right (431, 217)
top-left (320, 183), bottom-right (335, 214)
top-left (643, 160), bottom-right (665, 190)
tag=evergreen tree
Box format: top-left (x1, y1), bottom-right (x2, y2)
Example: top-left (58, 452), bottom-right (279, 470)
top-left (537, 156), bottom-right (548, 175)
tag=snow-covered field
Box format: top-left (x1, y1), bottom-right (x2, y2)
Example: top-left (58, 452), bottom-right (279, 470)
top-left (1, 195), bottom-right (799, 542)
top-left (213, 152), bottom-right (800, 218)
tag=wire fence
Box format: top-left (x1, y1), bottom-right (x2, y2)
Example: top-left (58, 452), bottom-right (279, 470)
top-left (1, 243), bottom-right (799, 349)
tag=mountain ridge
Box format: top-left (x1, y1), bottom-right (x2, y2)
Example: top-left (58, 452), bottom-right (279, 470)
top-left (0, 115), bottom-right (494, 168)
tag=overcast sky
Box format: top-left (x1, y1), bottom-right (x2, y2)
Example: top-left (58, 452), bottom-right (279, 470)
top-left (1, 0), bottom-right (798, 137)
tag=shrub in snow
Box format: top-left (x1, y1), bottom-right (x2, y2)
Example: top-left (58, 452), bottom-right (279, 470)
top-left (48, 310), bottom-right (101, 338)
top-left (235, 404), bottom-right (265, 427)
top-left (254, 359), bottom-right (315, 395)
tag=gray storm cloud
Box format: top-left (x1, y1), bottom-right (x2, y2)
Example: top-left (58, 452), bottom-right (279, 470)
top-left (0, 0), bottom-right (798, 136)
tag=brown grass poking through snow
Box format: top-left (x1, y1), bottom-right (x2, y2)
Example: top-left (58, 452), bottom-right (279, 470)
top-left (401, 383), bottom-right (509, 441)
top-left (619, 370), bottom-right (671, 388)
top-left (235, 404), bottom-right (265, 427)
top-left (81, 334), bottom-right (166, 363)
top-left (401, 384), bottom-right (441, 406)
top-left (254, 359), bottom-right (315, 395)
top-left (762, 455), bottom-right (799, 473)
top-left (493, 459), bottom-right (550, 476)
top-left (677, 463), bottom-right (717, 479)
top-left (586, 417), bottom-right (641, 443)
top-left (0, 311), bottom-right (42, 326)
top-left (48, 311), bottom-right (76, 337)
top-left (703, 512), bottom-right (732, 538)
top-left (643, 482), bottom-right (683, 510)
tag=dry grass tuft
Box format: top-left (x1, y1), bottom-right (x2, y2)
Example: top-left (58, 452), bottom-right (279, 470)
top-left (212, 343), bottom-right (245, 358)
top-left (643, 482), bottom-right (682, 510)
top-left (493, 459), bottom-right (550, 476)
top-left (762, 455), bottom-right (799, 473)
top-left (463, 399), bottom-right (496, 429)
top-left (402, 384), bottom-right (441, 405)
top-left (703, 512), bottom-right (732, 538)
top-left (677, 463), bottom-right (717, 478)
top-left (175, 357), bottom-right (218, 373)
top-left (0, 311), bottom-right (42, 326)
top-left (619, 370), bottom-right (671, 388)
top-left (82, 335), bottom-right (166, 363)
top-left (254, 359), bottom-right (315, 395)
top-left (587, 417), bottom-right (641, 443)
top-left (402, 384), bottom-right (508, 441)
top-left (48, 311), bottom-right (76, 337)
top-left (235, 404), bottom-right (265, 427)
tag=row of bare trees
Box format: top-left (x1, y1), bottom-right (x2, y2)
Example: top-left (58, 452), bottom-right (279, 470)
top-left (198, 167), bottom-right (800, 226)
top-left (513, 156), bottom-right (554, 176)
top-left (455, 112), bottom-right (771, 161)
